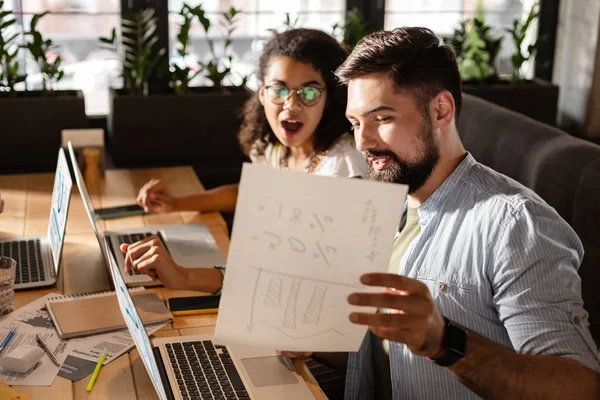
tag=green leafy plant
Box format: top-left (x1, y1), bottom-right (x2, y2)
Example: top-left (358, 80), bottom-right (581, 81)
top-left (171, 4), bottom-right (247, 92)
top-left (460, 19), bottom-right (492, 81)
top-left (444, 20), bottom-right (468, 61)
top-left (446, 15), bottom-right (503, 82)
top-left (170, 4), bottom-right (203, 95)
top-left (194, 6), bottom-right (247, 90)
top-left (99, 8), bottom-right (166, 96)
top-left (23, 11), bottom-right (64, 93)
top-left (342, 7), bottom-right (370, 49)
top-left (0, 0), bottom-right (25, 94)
top-left (332, 7), bottom-right (372, 50)
top-left (268, 12), bottom-right (299, 34)
top-left (472, 17), bottom-right (503, 79)
top-left (282, 13), bottom-right (299, 30)
top-left (506, 2), bottom-right (540, 82)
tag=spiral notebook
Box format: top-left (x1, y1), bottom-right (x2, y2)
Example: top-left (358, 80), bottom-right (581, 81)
top-left (45, 288), bottom-right (173, 339)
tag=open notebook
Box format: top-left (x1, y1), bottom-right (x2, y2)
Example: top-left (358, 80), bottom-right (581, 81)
top-left (45, 288), bottom-right (173, 339)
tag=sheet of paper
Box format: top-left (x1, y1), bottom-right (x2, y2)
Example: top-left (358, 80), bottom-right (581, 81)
top-left (0, 326), bottom-right (60, 386)
top-left (0, 293), bottom-right (169, 385)
top-left (57, 322), bottom-right (166, 382)
top-left (214, 164), bottom-right (408, 352)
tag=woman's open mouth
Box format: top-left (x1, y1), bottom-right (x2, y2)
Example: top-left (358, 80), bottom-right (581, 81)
top-left (281, 120), bottom-right (304, 137)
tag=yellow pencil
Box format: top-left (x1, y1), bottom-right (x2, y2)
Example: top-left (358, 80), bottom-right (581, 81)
top-left (86, 350), bottom-right (107, 392)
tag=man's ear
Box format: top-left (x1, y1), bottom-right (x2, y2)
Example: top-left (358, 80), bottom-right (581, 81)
top-left (430, 91), bottom-right (455, 130)
top-left (258, 85), bottom-right (266, 106)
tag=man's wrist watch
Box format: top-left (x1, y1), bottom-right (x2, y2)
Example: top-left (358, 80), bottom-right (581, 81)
top-left (428, 318), bottom-right (467, 367)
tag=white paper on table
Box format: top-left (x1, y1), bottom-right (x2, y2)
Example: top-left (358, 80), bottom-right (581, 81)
top-left (0, 293), bottom-right (170, 385)
top-left (214, 163), bottom-right (408, 352)
top-left (57, 321), bottom-right (167, 364)
top-left (0, 325), bottom-right (60, 386)
top-left (0, 293), bottom-right (63, 386)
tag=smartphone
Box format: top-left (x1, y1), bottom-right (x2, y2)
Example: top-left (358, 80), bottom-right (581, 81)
top-left (95, 204), bottom-right (147, 220)
top-left (166, 295), bottom-right (221, 316)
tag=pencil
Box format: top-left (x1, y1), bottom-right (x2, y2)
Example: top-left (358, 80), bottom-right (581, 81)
top-left (0, 328), bottom-right (16, 355)
top-left (86, 350), bottom-right (107, 392)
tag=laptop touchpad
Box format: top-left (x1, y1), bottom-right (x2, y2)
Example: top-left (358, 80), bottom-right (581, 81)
top-left (241, 356), bottom-right (299, 387)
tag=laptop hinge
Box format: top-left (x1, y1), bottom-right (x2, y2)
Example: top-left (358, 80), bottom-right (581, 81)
top-left (105, 235), bottom-right (118, 263)
top-left (47, 245), bottom-right (57, 279)
top-left (153, 346), bottom-right (175, 400)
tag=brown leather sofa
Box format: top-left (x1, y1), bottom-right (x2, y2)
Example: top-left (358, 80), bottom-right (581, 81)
top-left (458, 93), bottom-right (600, 345)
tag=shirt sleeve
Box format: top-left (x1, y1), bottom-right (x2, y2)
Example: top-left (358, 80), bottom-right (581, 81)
top-left (316, 138), bottom-right (369, 178)
top-left (491, 200), bottom-right (600, 373)
top-left (249, 141), bottom-right (273, 166)
top-left (212, 266), bottom-right (226, 295)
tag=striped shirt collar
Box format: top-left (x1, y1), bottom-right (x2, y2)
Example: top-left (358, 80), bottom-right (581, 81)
top-left (417, 152), bottom-right (474, 226)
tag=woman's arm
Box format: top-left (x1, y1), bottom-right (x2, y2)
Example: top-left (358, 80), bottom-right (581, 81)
top-left (138, 179), bottom-right (239, 214)
top-left (175, 183), bottom-right (240, 213)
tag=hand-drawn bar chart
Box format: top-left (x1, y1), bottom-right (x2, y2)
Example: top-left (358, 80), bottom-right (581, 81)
top-left (215, 164), bottom-right (408, 351)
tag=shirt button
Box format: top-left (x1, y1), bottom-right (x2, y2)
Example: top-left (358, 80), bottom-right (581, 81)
top-left (438, 282), bottom-right (446, 291)
top-left (573, 316), bottom-right (581, 325)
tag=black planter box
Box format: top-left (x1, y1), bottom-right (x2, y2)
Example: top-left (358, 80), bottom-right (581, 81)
top-left (0, 90), bottom-right (87, 173)
top-left (463, 78), bottom-right (559, 126)
top-left (108, 88), bottom-right (251, 187)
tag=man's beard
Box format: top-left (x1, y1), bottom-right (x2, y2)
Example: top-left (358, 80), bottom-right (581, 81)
top-left (364, 118), bottom-right (440, 194)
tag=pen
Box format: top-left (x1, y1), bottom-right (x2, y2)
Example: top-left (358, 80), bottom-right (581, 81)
top-left (86, 350), bottom-right (107, 392)
top-left (0, 328), bottom-right (16, 355)
top-left (35, 334), bottom-right (60, 367)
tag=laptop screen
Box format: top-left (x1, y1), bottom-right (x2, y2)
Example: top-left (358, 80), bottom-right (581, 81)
top-left (47, 148), bottom-right (73, 273)
top-left (69, 142), bottom-right (167, 398)
top-left (103, 239), bottom-right (169, 400)
top-left (67, 142), bottom-right (105, 248)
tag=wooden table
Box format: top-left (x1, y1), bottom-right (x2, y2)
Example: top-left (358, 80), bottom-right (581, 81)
top-left (0, 167), bottom-right (326, 400)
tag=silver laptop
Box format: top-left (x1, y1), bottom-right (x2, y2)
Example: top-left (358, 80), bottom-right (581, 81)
top-left (67, 142), bottom-right (226, 286)
top-left (0, 148), bottom-right (72, 289)
top-left (102, 239), bottom-right (314, 400)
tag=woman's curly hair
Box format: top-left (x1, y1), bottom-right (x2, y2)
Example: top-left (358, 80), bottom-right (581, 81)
top-left (238, 28), bottom-right (350, 157)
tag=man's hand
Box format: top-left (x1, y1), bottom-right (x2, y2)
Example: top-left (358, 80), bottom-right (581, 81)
top-left (120, 236), bottom-right (189, 289)
top-left (137, 179), bottom-right (176, 213)
top-left (348, 273), bottom-right (446, 358)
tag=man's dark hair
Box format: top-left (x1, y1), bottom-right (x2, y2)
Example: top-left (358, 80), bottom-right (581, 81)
top-left (335, 27), bottom-right (462, 123)
top-left (238, 28), bottom-right (350, 157)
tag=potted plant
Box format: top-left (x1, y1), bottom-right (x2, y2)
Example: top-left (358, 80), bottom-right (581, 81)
top-left (446, 2), bottom-right (558, 126)
top-left (0, 3), bottom-right (87, 173)
top-left (103, 4), bottom-right (250, 188)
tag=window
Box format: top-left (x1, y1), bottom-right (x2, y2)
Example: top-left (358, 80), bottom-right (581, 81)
top-left (384, 0), bottom-right (539, 77)
top-left (6, 0), bottom-right (121, 115)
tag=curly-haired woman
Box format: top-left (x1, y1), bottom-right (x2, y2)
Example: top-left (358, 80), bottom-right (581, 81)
top-left (135, 28), bottom-right (367, 214)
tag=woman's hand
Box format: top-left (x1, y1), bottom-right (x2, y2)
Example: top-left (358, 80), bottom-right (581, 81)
top-left (120, 236), bottom-right (189, 289)
top-left (137, 179), bottom-right (176, 213)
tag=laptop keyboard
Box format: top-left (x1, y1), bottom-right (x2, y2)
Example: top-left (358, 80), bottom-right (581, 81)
top-left (166, 340), bottom-right (249, 400)
top-left (0, 239), bottom-right (45, 284)
top-left (116, 232), bottom-right (168, 276)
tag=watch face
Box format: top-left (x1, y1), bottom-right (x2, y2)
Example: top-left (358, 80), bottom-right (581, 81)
top-left (447, 322), bottom-right (466, 356)
top-left (432, 321), bottom-right (466, 367)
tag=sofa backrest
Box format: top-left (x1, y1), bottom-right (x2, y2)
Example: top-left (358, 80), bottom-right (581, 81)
top-left (458, 93), bottom-right (600, 345)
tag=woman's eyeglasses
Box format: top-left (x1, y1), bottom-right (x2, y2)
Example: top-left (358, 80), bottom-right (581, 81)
top-left (264, 84), bottom-right (325, 107)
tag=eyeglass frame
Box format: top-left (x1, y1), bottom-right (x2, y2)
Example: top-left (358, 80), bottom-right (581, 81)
top-left (263, 84), bottom-right (326, 107)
